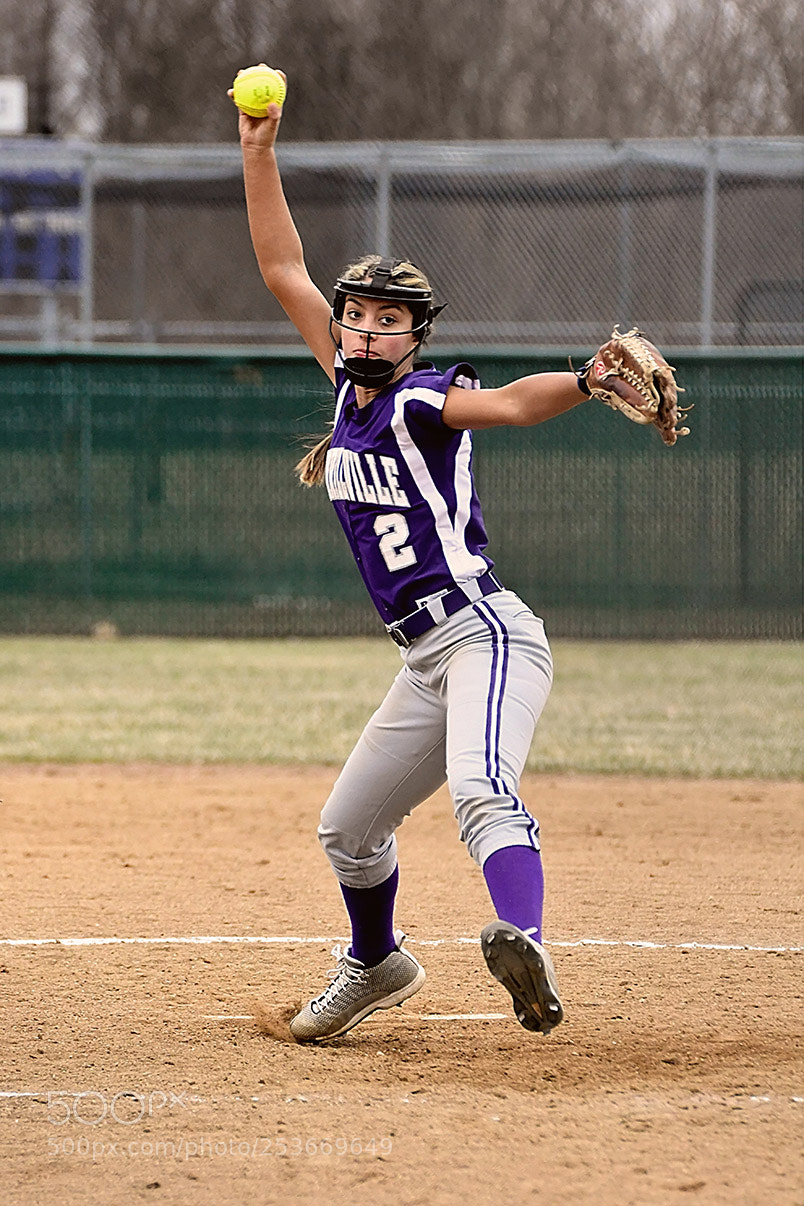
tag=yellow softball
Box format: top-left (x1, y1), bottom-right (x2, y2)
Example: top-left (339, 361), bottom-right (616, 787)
top-left (232, 65), bottom-right (286, 118)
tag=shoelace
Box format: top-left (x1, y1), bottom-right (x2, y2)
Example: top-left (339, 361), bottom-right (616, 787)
top-left (313, 943), bottom-right (365, 1012)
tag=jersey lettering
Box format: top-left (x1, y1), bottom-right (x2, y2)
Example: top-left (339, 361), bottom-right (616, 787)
top-left (379, 456), bottom-right (409, 507)
top-left (350, 453), bottom-right (376, 504)
top-left (364, 454), bottom-right (393, 506)
top-left (326, 447), bottom-right (410, 507)
top-left (374, 513), bottom-right (417, 571)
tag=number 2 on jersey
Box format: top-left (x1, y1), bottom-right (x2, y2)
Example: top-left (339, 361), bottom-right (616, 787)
top-left (374, 513), bottom-right (417, 572)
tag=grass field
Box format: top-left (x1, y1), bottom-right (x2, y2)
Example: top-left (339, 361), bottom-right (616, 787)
top-left (0, 636), bottom-right (800, 777)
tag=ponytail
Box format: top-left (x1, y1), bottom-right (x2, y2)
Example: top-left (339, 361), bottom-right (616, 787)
top-left (295, 430), bottom-right (332, 486)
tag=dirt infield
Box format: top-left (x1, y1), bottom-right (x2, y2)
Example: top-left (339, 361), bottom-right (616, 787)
top-left (2, 765), bottom-right (802, 1205)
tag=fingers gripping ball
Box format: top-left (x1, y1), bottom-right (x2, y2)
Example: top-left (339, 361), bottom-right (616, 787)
top-left (232, 65), bottom-right (286, 117)
top-left (578, 326), bottom-right (690, 447)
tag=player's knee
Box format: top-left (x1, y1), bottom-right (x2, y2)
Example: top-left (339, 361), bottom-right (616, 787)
top-left (317, 814), bottom-right (354, 868)
top-left (449, 773), bottom-right (537, 864)
top-left (448, 771), bottom-right (496, 816)
top-left (317, 813), bottom-right (396, 887)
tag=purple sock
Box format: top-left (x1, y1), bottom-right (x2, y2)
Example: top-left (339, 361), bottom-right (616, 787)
top-left (482, 845), bottom-right (545, 943)
top-left (339, 865), bottom-right (399, 967)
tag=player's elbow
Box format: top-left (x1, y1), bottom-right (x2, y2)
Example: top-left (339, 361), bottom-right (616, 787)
top-left (492, 388), bottom-right (532, 427)
top-left (259, 260), bottom-right (296, 293)
top-left (477, 386), bottom-right (531, 429)
top-left (506, 401), bottom-right (534, 427)
top-left (259, 261), bottom-right (308, 307)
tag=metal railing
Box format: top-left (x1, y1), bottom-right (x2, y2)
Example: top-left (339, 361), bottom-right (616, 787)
top-left (0, 136), bottom-right (802, 347)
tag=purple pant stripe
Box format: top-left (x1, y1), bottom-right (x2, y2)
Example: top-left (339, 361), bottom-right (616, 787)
top-left (472, 602), bottom-right (502, 786)
top-left (473, 602), bottom-right (501, 785)
top-left (481, 601), bottom-right (508, 789)
top-left (473, 600), bottom-right (509, 794)
top-left (474, 600), bottom-right (539, 849)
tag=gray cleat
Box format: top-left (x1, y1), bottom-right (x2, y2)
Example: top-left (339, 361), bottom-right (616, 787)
top-left (480, 921), bottom-right (564, 1035)
top-left (289, 930), bottom-right (425, 1042)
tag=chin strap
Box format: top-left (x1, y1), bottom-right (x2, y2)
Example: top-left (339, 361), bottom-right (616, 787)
top-left (342, 356), bottom-right (396, 388)
top-left (342, 339), bottom-right (423, 388)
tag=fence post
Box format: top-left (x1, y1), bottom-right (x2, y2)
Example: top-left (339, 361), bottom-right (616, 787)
top-left (700, 141), bottom-right (718, 346)
top-left (79, 383), bottom-right (93, 602)
top-left (737, 388), bottom-right (751, 606)
top-left (375, 146), bottom-right (392, 257)
top-left (131, 201), bottom-right (148, 342)
top-left (694, 361), bottom-right (711, 619)
top-left (79, 149), bottom-right (95, 345)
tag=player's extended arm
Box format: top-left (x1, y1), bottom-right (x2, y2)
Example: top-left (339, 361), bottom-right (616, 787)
top-left (235, 71), bottom-right (334, 380)
top-left (443, 372), bottom-right (586, 430)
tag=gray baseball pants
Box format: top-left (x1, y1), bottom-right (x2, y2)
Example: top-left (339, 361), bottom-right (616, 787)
top-left (318, 591), bottom-right (553, 888)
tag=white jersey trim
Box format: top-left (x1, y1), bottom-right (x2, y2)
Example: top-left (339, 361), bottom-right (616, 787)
top-left (391, 392), bottom-right (488, 583)
top-left (395, 385), bottom-right (447, 412)
top-left (452, 429), bottom-right (476, 563)
top-left (332, 374), bottom-right (351, 428)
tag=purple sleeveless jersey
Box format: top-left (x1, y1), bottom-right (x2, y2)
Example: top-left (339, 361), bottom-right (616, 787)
top-left (325, 355), bottom-right (493, 623)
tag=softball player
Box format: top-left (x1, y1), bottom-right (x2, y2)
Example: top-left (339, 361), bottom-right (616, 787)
top-left (236, 72), bottom-right (589, 1043)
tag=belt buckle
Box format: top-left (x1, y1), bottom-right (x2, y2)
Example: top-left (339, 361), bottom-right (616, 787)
top-left (386, 622), bottom-right (412, 649)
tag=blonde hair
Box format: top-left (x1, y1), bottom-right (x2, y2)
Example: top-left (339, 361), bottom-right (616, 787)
top-left (295, 255), bottom-right (433, 486)
top-left (339, 254), bottom-right (431, 292)
top-left (295, 429), bottom-right (333, 487)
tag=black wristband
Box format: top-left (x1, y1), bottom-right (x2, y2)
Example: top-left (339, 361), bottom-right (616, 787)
top-left (575, 357), bottom-right (594, 396)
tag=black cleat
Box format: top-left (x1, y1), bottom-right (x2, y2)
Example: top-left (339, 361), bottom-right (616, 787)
top-left (481, 921), bottom-right (564, 1035)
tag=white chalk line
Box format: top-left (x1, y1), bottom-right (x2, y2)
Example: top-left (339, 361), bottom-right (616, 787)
top-left (0, 935), bottom-right (800, 953)
top-left (1, 1088), bottom-right (801, 1106)
top-left (202, 1012), bottom-right (509, 1022)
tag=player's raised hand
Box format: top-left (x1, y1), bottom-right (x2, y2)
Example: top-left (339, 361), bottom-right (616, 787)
top-left (237, 105), bottom-right (283, 150)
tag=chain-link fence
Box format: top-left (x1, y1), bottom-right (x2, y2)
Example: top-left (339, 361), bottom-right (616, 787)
top-left (1, 137), bottom-right (802, 348)
top-left (1, 346), bottom-right (801, 640)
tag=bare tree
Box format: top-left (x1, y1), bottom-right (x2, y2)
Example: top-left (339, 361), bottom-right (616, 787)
top-left (746, 0), bottom-right (803, 133)
top-left (0, 0), bottom-right (799, 141)
top-left (646, 0), bottom-right (802, 137)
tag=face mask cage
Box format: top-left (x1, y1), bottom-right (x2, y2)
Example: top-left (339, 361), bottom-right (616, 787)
top-left (330, 257), bottom-right (446, 388)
